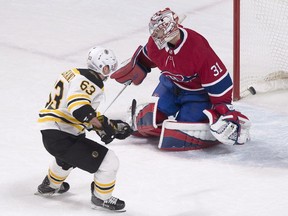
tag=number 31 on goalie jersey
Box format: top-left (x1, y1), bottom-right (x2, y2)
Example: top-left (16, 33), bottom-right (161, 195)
top-left (210, 62), bottom-right (223, 77)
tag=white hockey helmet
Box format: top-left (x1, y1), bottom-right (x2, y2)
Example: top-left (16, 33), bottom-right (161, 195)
top-left (149, 8), bottom-right (180, 49)
top-left (87, 46), bottom-right (118, 77)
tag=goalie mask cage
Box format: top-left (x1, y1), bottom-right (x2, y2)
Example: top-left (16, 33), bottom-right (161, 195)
top-left (233, 0), bottom-right (288, 100)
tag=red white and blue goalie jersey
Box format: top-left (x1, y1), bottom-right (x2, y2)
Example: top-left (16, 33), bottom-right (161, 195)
top-left (141, 27), bottom-right (233, 105)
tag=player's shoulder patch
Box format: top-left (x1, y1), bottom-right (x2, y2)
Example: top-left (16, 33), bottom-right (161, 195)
top-left (76, 68), bottom-right (104, 89)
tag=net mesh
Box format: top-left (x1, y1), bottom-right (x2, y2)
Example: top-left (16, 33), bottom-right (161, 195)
top-left (240, 0), bottom-right (288, 95)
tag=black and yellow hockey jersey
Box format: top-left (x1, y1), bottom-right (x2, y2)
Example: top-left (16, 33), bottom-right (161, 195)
top-left (38, 68), bottom-right (104, 135)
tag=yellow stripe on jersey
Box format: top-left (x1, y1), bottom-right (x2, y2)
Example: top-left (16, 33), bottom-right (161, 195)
top-left (67, 100), bottom-right (91, 113)
top-left (67, 93), bottom-right (91, 102)
top-left (39, 109), bottom-right (82, 124)
top-left (38, 116), bottom-right (85, 131)
top-left (38, 109), bottom-right (91, 131)
top-left (71, 68), bottom-right (80, 74)
top-left (67, 93), bottom-right (91, 112)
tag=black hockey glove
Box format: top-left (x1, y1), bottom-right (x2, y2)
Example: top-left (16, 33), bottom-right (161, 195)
top-left (96, 130), bottom-right (115, 144)
top-left (96, 115), bottom-right (116, 144)
top-left (110, 119), bottom-right (133, 140)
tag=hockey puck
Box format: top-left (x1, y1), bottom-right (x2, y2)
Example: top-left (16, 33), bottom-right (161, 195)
top-left (248, 86), bottom-right (256, 95)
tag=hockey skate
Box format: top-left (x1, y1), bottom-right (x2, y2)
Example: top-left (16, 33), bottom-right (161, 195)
top-left (90, 182), bottom-right (126, 212)
top-left (36, 175), bottom-right (70, 196)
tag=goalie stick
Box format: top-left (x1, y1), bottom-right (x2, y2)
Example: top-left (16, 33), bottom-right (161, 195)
top-left (130, 99), bottom-right (137, 130)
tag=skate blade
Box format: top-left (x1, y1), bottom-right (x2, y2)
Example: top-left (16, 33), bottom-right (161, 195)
top-left (91, 204), bottom-right (126, 213)
top-left (34, 191), bottom-right (57, 197)
top-left (34, 191), bottom-right (61, 197)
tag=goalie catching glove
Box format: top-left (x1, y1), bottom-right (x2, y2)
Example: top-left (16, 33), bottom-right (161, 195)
top-left (203, 104), bottom-right (251, 145)
top-left (95, 115), bottom-right (133, 144)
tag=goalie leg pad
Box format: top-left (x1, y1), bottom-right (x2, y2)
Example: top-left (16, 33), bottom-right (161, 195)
top-left (158, 120), bottom-right (220, 151)
top-left (135, 103), bottom-right (160, 137)
top-left (134, 101), bottom-right (167, 137)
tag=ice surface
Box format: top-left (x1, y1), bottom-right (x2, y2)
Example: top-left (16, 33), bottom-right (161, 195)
top-left (0, 1), bottom-right (287, 215)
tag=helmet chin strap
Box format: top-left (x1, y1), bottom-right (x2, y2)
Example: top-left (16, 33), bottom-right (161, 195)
top-left (166, 29), bottom-right (180, 42)
top-left (95, 65), bottom-right (111, 81)
top-left (88, 69), bottom-right (108, 81)
top-left (99, 74), bottom-right (108, 81)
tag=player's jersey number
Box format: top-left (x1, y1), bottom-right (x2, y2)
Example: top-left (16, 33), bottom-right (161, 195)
top-left (80, 80), bottom-right (96, 95)
top-left (45, 80), bottom-right (64, 109)
top-left (45, 80), bottom-right (95, 109)
top-left (210, 62), bottom-right (223, 77)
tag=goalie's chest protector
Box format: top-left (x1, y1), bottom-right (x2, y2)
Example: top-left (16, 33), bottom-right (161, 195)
top-left (146, 28), bottom-right (228, 92)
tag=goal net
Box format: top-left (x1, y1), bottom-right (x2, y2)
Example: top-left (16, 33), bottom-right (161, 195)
top-left (233, 0), bottom-right (288, 100)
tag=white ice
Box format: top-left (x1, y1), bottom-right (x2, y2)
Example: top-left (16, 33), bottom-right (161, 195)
top-left (1, 0), bottom-right (288, 216)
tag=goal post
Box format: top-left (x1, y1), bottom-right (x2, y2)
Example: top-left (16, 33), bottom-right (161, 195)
top-left (233, 0), bottom-right (288, 100)
top-left (233, 0), bottom-right (241, 100)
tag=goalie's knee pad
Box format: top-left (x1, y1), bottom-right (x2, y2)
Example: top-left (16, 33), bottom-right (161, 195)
top-left (134, 99), bottom-right (167, 137)
top-left (158, 120), bottom-right (220, 151)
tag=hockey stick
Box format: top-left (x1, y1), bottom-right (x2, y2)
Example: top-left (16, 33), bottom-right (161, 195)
top-left (130, 99), bottom-right (137, 130)
top-left (178, 14), bottom-right (187, 24)
top-left (103, 80), bottom-right (132, 114)
top-left (102, 15), bottom-right (187, 114)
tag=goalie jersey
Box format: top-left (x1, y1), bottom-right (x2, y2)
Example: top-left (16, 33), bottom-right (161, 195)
top-left (143, 27), bottom-right (233, 105)
top-left (38, 68), bottom-right (104, 135)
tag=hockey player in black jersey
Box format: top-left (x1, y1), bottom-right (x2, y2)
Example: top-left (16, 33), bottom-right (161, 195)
top-left (37, 46), bottom-right (132, 212)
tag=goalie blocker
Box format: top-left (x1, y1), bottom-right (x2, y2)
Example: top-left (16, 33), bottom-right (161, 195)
top-left (110, 45), bottom-right (152, 86)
